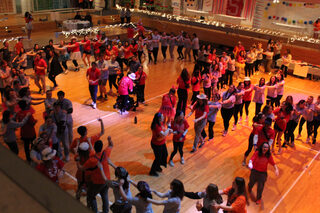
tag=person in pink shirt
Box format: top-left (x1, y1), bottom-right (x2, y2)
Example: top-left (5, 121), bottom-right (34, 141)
top-left (191, 66), bottom-right (201, 104)
top-left (159, 88), bottom-right (177, 125)
top-left (86, 62), bottom-right (101, 109)
top-left (118, 73), bottom-right (134, 114)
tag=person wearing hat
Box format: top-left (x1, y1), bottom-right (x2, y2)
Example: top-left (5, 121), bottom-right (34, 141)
top-left (187, 94), bottom-right (209, 153)
top-left (117, 72), bottom-right (134, 115)
top-left (30, 137), bottom-right (47, 167)
top-left (86, 62), bottom-right (101, 109)
top-left (36, 147), bottom-right (64, 183)
top-left (66, 37), bottom-right (81, 71)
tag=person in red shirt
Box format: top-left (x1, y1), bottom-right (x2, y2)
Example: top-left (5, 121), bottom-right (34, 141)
top-left (187, 94), bottom-right (209, 153)
top-left (169, 110), bottom-right (189, 166)
top-left (149, 112), bottom-right (173, 176)
top-left (127, 24), bottom-right (134, 40)
top-left (191, 66), bottom-right (201, 104)
top-left (80, 138), bottom-right (113, 213)
top-left (253, 117), bottom-right (275, 149)
top-left (67, 37), bottom-right (81, 71)
top-left (80, 35), bottom-right (91, 68)
top-left (70, 118), bottom-right (104, 155)
top-left (14, 38), bottom-right (24, 55)
top-left (92, 38), bottom-right (102, 61)
top-left (233, 41), bottom-right (245, 58)
top-left (176, 68), bottom-right (191, 114)
top-left (86, 62), bottom-right (101, 109)
top-left (214, 177), bottom-right (248, 213)
top-left (36, 147), bottom-right (64, 183)
top-left (159, 88), bottom-right (176, 125)
top-left (16, 100), bottom-right (37, 162)
top-left (272, 101), bottom-right (293, 154)
top-left (248, 142), bottom-right (279, 204)
top-left (242, 77), bottom-right (254, 122)
top-left (123, 41), bottom-right (134, 66)
top-left (134, 65), bottom-right (147, 105)
top-left (34, 53), bottom-right (47, 94)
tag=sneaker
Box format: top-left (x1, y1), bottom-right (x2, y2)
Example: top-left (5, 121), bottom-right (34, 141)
top-left (199, 142), bottom-right (205, 148)
top-left (306, 137), bottom-right (310, 143)
top-left (296, 134), bottom-right (301, 139)
top-left (208, 138), bottom-right (213, 142)
top-left (222, 131), bottom-right (227, 137)
top-left (92, 103), bottom-right (96, 109)
top-left (238, 118), bottom-right (242, 124)
top-left (232, 125), bottom-right (237, 131)
top-left (245, 116), bottom-right (249, 122)
top-left (169, 160), bottom-right (174, 167)
top-left (180, 157), bottom-right (185, 165)
top-left (242, 161), bottom-right (246, 166)
top-left (122, 111), bottom-right (129, 115)
top-left (149, 171), bottom-right (159, 177)
top-left (256, 199), bottom-right (261, 205)
top-left (190, 148), bottom-right (196, 153)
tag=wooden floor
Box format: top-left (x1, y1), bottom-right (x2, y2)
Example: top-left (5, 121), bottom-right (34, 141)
top-left (2, 31), bottom-right (320, 213)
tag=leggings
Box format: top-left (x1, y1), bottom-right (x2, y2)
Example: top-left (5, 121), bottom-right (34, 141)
top-left (244, 101), bottom-right (251, 116)
top-left (275, 95), bottom-right (283, 107)
top-left (221, 107), bottom-right (234, 131)
top-left (226, 70), bottom-right (234, 86)
top-left (245, 63), bottom-right (254, 77)
top-left (153, 47), bottom-right (159, 63)
top-left (203, 87), bottom-right (211, 101)
top-left (284, 120), bottom-right (298, 144)
top-left (150, 143), bottom-right (168, 173)
top-left (169, 45), bottom-right (175, 59)
top-left (48, 73), bottom-right (57, 87)
top-left (108, 74), bottom-right (118, 90)
top-left (116, 57), bottom-right (124, 71)
top-left (61, 61), bottom-right (68, 70)
top-left (255, 103), bottom-right (263, 115)
top-left (208, 121), bottom-right (215, 139)
top-left (72, 60), bottom-right (78, 67)
top-left (177, 45), bottom-right (184, 59)
top-left (298, 117), bottom-right (313, 137)
top-left (148, 51), bottom-right (153, 63)
top-left (22, 137), bottom-right (35, 162)
top-left (161, 46), bottom-right (167, 60)
top-left (177, 88), bottom-right (188, 114)
top-left (169, 141), bottom-right (184, 160)
top-left (192, 49), bottom-right (198, 62)
top-left (244, 133), bottom-right (254, 157)
top-left (248, 169), bottom-right (267, 200)
top-left (233, 103), bottom-right (244, 124)
top-left (191, 91), bottom-right (200, 105)
top-left (266, 96), bottom-right (276, 107)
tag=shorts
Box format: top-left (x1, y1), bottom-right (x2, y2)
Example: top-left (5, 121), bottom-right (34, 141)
top-left (99, 79), bottom-right (108, 86)
top-left (83, 50), bottom-right (91, 55)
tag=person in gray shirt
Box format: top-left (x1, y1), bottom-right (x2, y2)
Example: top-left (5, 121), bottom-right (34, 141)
top-left (152, 30), bottom-right (161, 64)
top-left (97, 55), bottom-right (109, 100)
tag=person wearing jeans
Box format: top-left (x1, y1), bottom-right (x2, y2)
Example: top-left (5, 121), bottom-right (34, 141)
top-left (207, 93), bottom-right (221, 141)
top-left (176, 68), bottom-right (191, 115)
top-left (86, 62), bottom-right (101, 109)
top-left (253, 78), bottom-right (266, 115)
top-left (232, 82), bottom-right (244, 131)
top-left (221, 85), bottom-right (236, 136)
top-left (243, 77), bottom-right (253, 122)
top-left (152, 30), bottom-right (161, 64)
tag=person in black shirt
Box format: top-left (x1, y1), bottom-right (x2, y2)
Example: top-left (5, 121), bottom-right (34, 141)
top-left (0, 41), bottom-right (11, 64)
top-left (84, 12), bottom-right (92, 27)
top-left (44, 40), bottom-right (54, 61)
top-left (74, 11), bottom-right (82, 20)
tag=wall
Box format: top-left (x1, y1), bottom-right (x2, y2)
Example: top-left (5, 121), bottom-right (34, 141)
top-left (0, 0), bottom-right (15, 14)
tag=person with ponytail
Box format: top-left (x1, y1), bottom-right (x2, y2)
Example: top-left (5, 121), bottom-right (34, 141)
top-left (214, 177), bottom-right (248, 213)
top-left (248, 142), bottom-right (279, 205)
top-left (252, 78), bottom-right (266, 115)
top-left (221, 85), bottom-right (236, 137)
top-left (176, 68), bottom-right (191, 114)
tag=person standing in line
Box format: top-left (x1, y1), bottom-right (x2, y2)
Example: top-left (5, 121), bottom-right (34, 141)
top-left (226, 54), bottom-right (236, 86)
top-left (135, 65), bottom-right (147, 106)
top-left (67, 37), bottom-right (81, 71)
top-left (245, 47), bottom-right (255, 77)
top-left (176, 32), bottom-right (184, 60)
top-left (254, 42), bottom-right (264, 73)
top-left (34, 53), bottom-right (47, 94)
top-left (176, 68), bottom-right (191, 115)
top-left (221, 85), bottom-right (236, 137)
top-left (297, 96), bottom-right (315, 143)
top-left (159, 88), bottom-right (177, 126)
top-left (118, 73), bottom-right (135, 114)
top-left (207, 91), bottom-right (221, 142)
top-left (248, 142), bottom-right (279, 205)
top-left (160, 32), bottom-right (169, 62)
top-left (191, 33), bottom-right (199, 63)
top-left (213, 177), bottom-right (248, 212)
top-left (145, 35), bottom-right (153, 64)
top-left (202, 68), bottom-right (212, 101)
top-left (280, 49), bottom-right (292, 78)
top-left (187, 94), bottom-right (208, 153)
top-left (125, 6), bottom-right (131, 23)
top-left (168, 33), bottom-right (176, 61)
top-left (183, 34), bottom-right (192, 62)
top-left (24, 12), bottom-right (33, 40)
top-left (253, 78), bottom-right (266, 115)
top-left (107, 56), bottom-right (120, 96)
top-left (275, 73), bottom-right (285, 107)
top-left (313, 96), bottom-right (320, 144)
top-left (0, 60), bottom-right (12, 102)
top-left (120, 8), bottom-right (125, 24)
top-left (152, 30), bottom-right (161, 64)
top-left (235, 50), bottom-right (246, 80)
top-left (265, 76), bottom-right (277, 107)
top-left (149, 112), bottom-right (173, 176)
top-left (190, 65), bottom-right (201, 105)
top-left (242, 77), bottom-right (253, 123)
top-left (48, 50), bottom-right (63, 88)
top-left (169, 110), bottom-right (189, 167)
top-left (97, 54), bottom-right (109, 101)
top-left (263, 47), bottom-right (274, 74)
top-left (137, 36), bottom-right (145, 63)
top-left (273, 40), bottom-right (282, 69)
top-left (80, 35), bottom-right (92, 68)
top-left (86, 62), bottom-right (101, 109)
top-left (232, 82), bottom-right (245, 131)
top-left (53, 40), bottom-right (69, 73)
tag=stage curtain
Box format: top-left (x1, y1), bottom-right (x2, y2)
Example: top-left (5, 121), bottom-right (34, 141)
top-left (226, 0), bottom-right (244, 17)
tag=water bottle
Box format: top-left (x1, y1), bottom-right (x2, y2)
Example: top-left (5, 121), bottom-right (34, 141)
top-left (134, 116), bottom-right (137, 124)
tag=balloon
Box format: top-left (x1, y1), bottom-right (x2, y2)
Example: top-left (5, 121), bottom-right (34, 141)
top-left (265, 7), bottom-right (268, 10)
top-left (267, 3), bottom-right (271, 6)
top-left (273, 16), bottom-right (276, 19)
top-left (289, 3), bottom-right (292, 6)
top-left (276, 17), bottom-right (279, 20)
top-left (293, 3), bottom-right (296, 6)
top-left (282, 1), bottom-right (286, 4)
top-left (293, 20), bottom-right (296, 24)
top-left (288, 20), bottom-right (291, 24)
top-left (304, 21), bottom-right (307, 24)
top-left (268, 16), bottom-right (272, 19)
top-left (309, 21), bottom-right (313, 24)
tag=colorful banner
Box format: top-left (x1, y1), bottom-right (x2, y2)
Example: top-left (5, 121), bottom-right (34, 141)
top-left (203, 0), bottom-right (213, 12)
top-left (172, 0), bottom-right (181, 15)
top-left (226, 0), bottom-right (244, 17)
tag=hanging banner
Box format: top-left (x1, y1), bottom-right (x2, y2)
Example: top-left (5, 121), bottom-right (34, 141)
top-left (172, 0), bottom-right (181, 15)
top-left (226, 0), bottom-right (244, 17)
top-left (203, 0), bottom-right (213, 12)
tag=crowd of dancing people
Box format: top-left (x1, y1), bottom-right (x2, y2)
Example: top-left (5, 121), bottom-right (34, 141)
top-left (1, 20), bottom-right (320, 213)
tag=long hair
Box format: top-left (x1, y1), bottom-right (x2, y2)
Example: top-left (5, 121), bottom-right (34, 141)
top-left (151, 112), bottom-right (162, 130)
top-left (195, 98), bottom-right (208, 112)
top-left (136, 181), bottom-right (152, 201)
top-left (228, 177), bottom-right (249, 205)
top-left (206, 184), bottom-right (223, 204)
top-left (258, 142), bottom-right (271, 158)
top-left (170, 179), bottom-right (184, 200)
top-left (115, 167), bottom-right (129, 190)
top-left (259, 78), bottom-right (265, 87)
top-left (180, 68), bottom-right (190, 83)
top-left (2, 110), bottom-right (11, 124)
top-left (174, 110), bottom-right (184, 124)
top-left (267, 76), bottom-right (276, 86)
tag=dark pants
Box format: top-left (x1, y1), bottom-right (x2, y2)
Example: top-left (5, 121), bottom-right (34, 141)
top-left (298, 117), bottom-right (313, 137)
top-left (48, 73), bottom-right (57, 87)
top-left (203, 87), bottom-right (211, 101)
top-left (22, 137), bottom-right (35, 162)
top-left (208, 121), bottom-right (215, 139)
top-left (109, 75), bottom-right (118, 90)
top-left (161, 46), bottom-right (167, 60)
top-left (52, 143), bottom-right (61, 157)
top-left (126, 17), bottom-right (131, 23)
top-left (273, 54), bottom-right (281, 68)
top-left (121, 17), bottom-right (125, 24)
top-left (6, 142), bottom-right (19, 155)
top-left (191, 91), bottom-right (200, 104)
top-left (226, 70), bottom-right (234, 86)
top-left (119, 95), bottom-right (129, 112)
top-left (248, 169), bottom-right (267, 200)
top-left (192, 49), bottom-right (198, 61)
top-left (116, 57), bottom-right (124, 71)
top-left (87, 183), bottom-right (109, 213)
top-left (255, 103), bottom-right (263, 115)
top-left (234, 103), bottom-right (244, 124)
top-left (150, 143), bottom-right (168, 173)
top-left (177, 88), bottom-right (188, 114)
top-left (169, 141), bottom-right (184, 160)
top-left (275, 95), bottom-right (283, 107)
top-left (136, 84), bottom-right (145, 103)
top-left (138, 50), bottom-right (143, 63)
top-left (61, 61), bottom-right (68, 70)
top-left (152, 47), bottom-right (159, 64)
top-left (72, 60), bottom-right (78, 67)
top-left (284, 120), bottom-right (298, 144)
top-left (255, 59), bottom-right (262, 71)
top-left (314, 119), bottom-right (320, 144)
top-left (177, 46), bottom-right (184, 59)
top-left (89, 85), bottom-right (98, 104)
top-left (266, 96), bottom-right (276, 107)
top-left (148, 51), bottom-right (153, 63)
top-left (221, 107), bottom-right (234, 131)
top-left (244, 101), bottom-right (251, 116)
top-left (245, 63), bottom-right (254, 77)
top-left (244, 133), bottom-right (254, 157)
top-left (280, 65), bottom-right (288, 78)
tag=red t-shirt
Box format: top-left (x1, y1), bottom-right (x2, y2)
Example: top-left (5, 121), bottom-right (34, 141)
top-left (177, 76), bottom-right (190, 90)
top-left (70, 42), bottom-right (80, 52)
top-left (251, 151), bottom-right (275, 172)
top-left (87, 68), bottom-right (101, 85)
top-left (135, 71), bottom-right (147, 85)
top-left (83, 147), bottom-right (112, 184)
top-left (82, 40), bottom-right (91, 51)
top-left (254, 126), bottom-right (275, 148)
top-left (124, 46), bottom-right (134, 59)
top-left (172, 120), bottom-right (189, 142)
top-left (195, 104), bottom-right (209, 119)
top-left (70, 133), bottom-right (101, 155)
top-left (94, 42), bottom-right (101, 54)
top-left (137, 25), bottom-right (145, 35)
top-left (273, 108), bottom-right (290, 131)
top-left (127, 28), bottom-right (134, 39)
top-left (191, 76), bottom-right (201, 92)
top-left (16, 109), bottom-right (36, 139)
top-left (243, 85), bottom-right (253, 102)
top-left (34, 58), bottom-right (47, 75)
top-left (36, 157), bottom-right (64, 183)
top-left (208, 53), bottom-right (216, 62)
top-left (151, 124), bottom-right (166, 145)
top-left (15, 42), bottom-right (23, 54)
top-left (112, 46), bottom-right (119, 57)
top-left (223, 186), bottom-right (247, 213)
top-left (161, 94), bottom-right (176, 108)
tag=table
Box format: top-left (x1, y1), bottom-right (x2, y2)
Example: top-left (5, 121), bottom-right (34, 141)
top-left (277, 59), bottom-right (320, 78)
top-left (62, 20), bottom-right (90, 31)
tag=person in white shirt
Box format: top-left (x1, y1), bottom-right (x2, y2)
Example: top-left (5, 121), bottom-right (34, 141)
top-left (263, 47), bottom-right (274, 74)
top-left (280, 49), bottom-right (292, 78)
top-left (245, 47), bottom-right (255, 77)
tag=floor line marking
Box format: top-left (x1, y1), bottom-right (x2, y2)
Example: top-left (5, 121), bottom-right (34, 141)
top-left (269, 151), bottom-right (320, 213)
